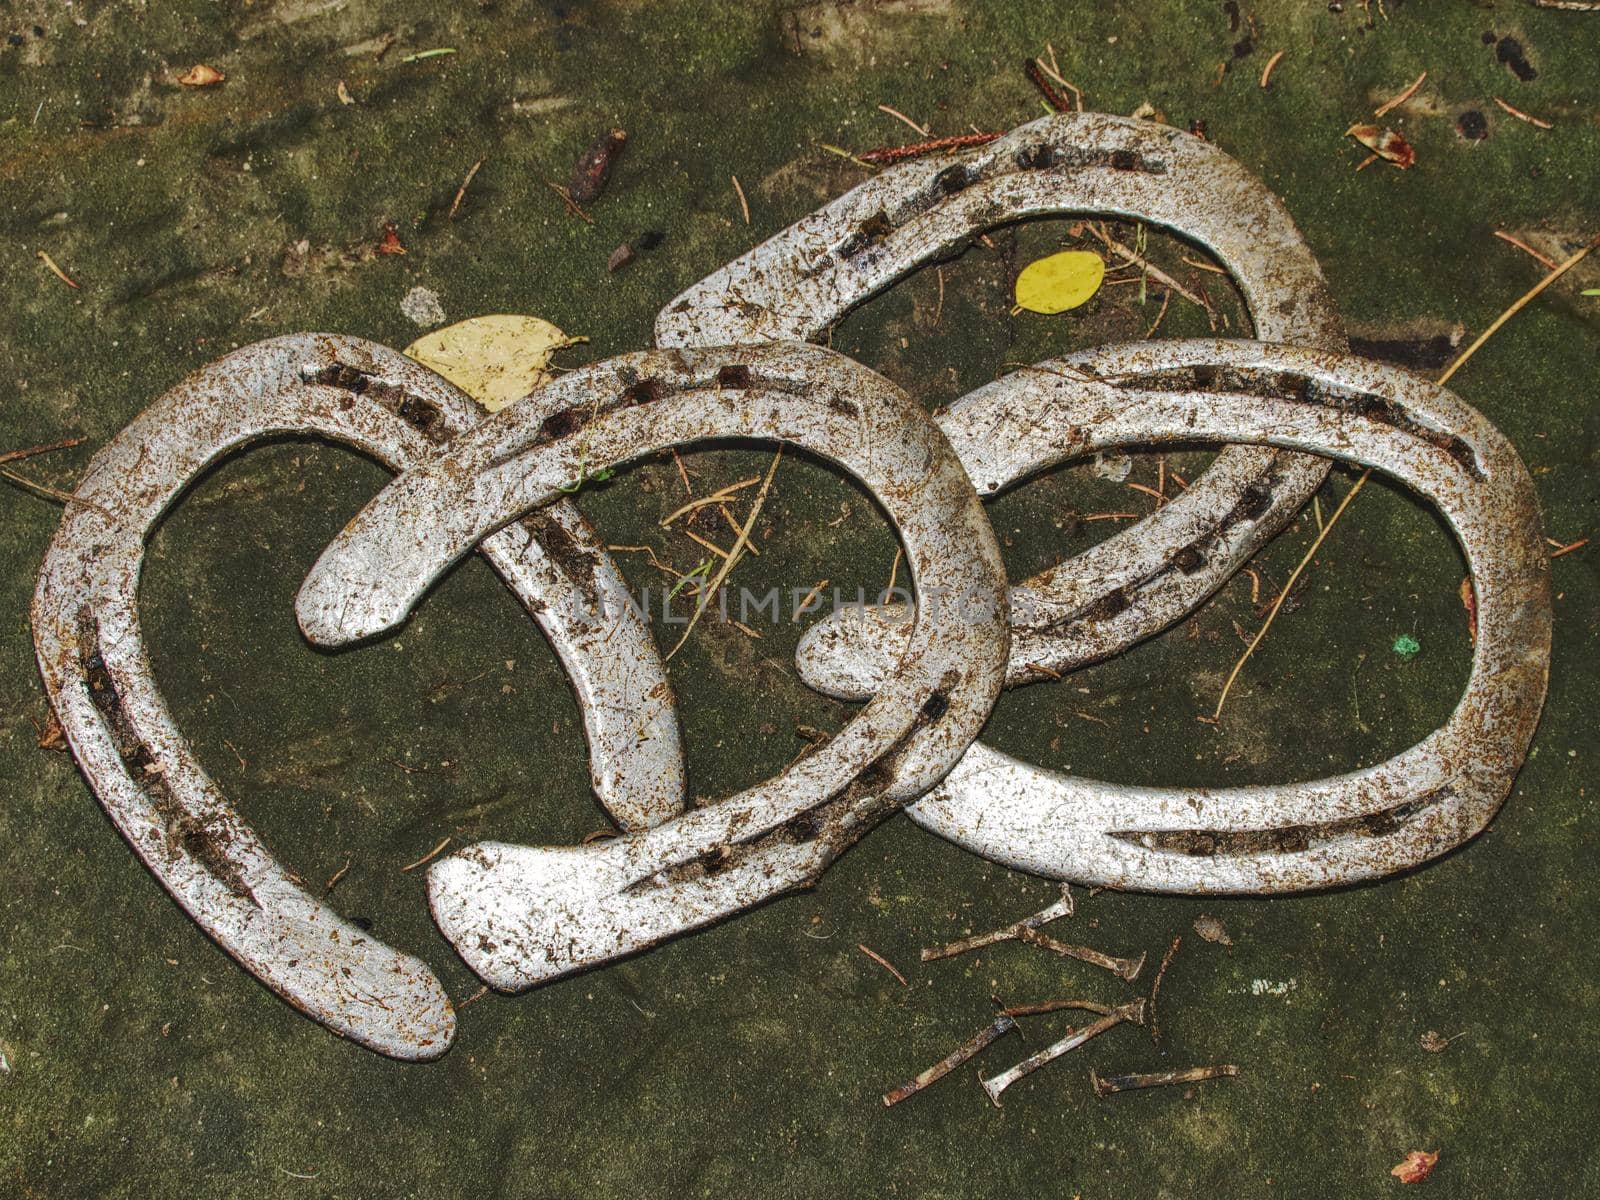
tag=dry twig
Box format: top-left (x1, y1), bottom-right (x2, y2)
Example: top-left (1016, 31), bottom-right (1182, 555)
top-left (449, 158), bottom-right (484, 219)
top-left (858, 943), bottom-right (910, 986)
top-left (1259, 50), bottom-right (1285, 88)
top-left (1090, 1064), bottom-right (1239, 1097)
top-left (1494, 230), bottom-right (1559, 269)
top-left (859, 132), bottom-right (1001, 165)
top-left (1494, 96), bottom-right (1553, 130)
top-left (401, 837), bottom-right (452, 872)
top-left (1374, 71), bottom-right (1426, 118)
top-left (876, 104), bottom-right (929, 137)
top-left (36, 250), bottom-right (79, 289)
top-left (666, 449), bottom-right (782, 659)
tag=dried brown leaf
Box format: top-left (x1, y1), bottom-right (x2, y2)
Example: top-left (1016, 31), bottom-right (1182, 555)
top-left (37, 711), bottom-right (67, 752)
top-left (1391, 1150), bottom-right (1439, 1184)
top-left (177, 64), bottom-right (225, 87)
top-left (1346, 124), bottom-right (1416, 169)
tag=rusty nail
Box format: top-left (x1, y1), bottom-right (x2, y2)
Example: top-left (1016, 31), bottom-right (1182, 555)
top-left (920, 884), bottom-right (1073, 961)
top-left (1089, 1063), bottom-right (1239, 1097)
top-left (882, 1015), bottom-right (1018, 1107)
top-left (1018, 926), bottom-right (1146, 983)
top-left (981, 998), bottom-right (1147, 1106)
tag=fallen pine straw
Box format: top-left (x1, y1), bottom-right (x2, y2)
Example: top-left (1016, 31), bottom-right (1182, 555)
top-left (1373, 70), bottom-right (1426, 119)
top-left (1208, 230), bottom-right (1599, 722)
top-left (666, 448), bottom-right (781, 659)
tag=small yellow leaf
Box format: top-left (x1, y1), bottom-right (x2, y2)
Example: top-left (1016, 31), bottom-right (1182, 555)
top-left (403, 314), bottom-right (584, 412)
top-left (1014, 250), bottom-right (1106, 315)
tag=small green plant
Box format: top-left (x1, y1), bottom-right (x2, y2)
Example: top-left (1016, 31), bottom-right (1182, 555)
top-left (667, 558), bottom-right (713, 601)
top-left (555, 463), bottom-right (615, 494)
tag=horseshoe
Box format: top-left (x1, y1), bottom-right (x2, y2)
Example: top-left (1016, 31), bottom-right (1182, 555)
top-left (30, 334), bottom-right (684, 1059)
top-left (295, 342), bottom-right (1010, 991)
top-left (660, 112), bottom-right (1347, 678)
top-left (795, 339), bottom-right (1552, 891)
top-left (31, 112), bottom-right (1557, 1066)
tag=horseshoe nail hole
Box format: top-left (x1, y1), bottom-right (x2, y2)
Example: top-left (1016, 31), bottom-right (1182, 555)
top-left (715, 365), bottom-right (752, 389)
top-left (518, 510), bottom-right (602, 609)
top-left (838, 210), bottom-right (893, 259)
top-left (304, 363), bottom-right (451, 445)
top-left (1077, 589), bottom-right (1130, 624)
top-left (934, 164), bottom-right (971, 195)
top-left (1231, 479), bottom-right (1275, 522)
top-left (1110, 795), bottom-right (1442, 857)
top-left (532, 404), bottom-right (589, 446)
top-left (397, 395), bottom-right (443, 437)
top-left (1015, 143), bottom-right (1056, 171)
top-left (783, 811), bottom-right (824, 843)
top-left (623, 378), bottom-right (664, 405)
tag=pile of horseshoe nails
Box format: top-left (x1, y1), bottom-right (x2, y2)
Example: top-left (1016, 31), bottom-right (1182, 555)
top-left (32, 113), bottom-right (1552, 1064)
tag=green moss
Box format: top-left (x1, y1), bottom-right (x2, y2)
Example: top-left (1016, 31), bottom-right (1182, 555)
top-left (2, 2), bottom-right (1598, 1197)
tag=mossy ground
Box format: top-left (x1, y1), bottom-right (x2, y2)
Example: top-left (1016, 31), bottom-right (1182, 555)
top-left (2, 2), bottom-right (1598, 1196)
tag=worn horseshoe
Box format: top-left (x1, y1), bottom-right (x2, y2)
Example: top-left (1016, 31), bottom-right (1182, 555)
top-left (660, 112), bottom-right (1347, 677)
top-left (30, 334), bottom-right (684, 1059)
top-left (296, 342), bottom-right (1010, 991)
top-left (797, 339), bottom-right (1551, 891)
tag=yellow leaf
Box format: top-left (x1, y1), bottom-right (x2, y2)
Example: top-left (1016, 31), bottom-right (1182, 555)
top-left (1014, 250), bottom-right (1106, 315)
top-left (403, 314), bottom-right (584, 412)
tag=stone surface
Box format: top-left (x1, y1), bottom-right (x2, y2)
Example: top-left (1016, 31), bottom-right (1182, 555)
top-left (2, 2), bottom-right (1597, 1196)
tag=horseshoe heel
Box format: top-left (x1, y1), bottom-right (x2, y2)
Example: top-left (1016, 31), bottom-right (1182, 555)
top-left (31, 334), bottom-right (684, 1058)
top-left (798, 340), bottom-right (1551, 891)
top-left (295, 343), bottom-right (1009, 990)
top-left (660, 111), bottom-right (1346, 678)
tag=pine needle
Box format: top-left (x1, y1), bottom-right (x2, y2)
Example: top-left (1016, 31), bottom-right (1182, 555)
top-left (665, 449), bottom-right (781, 660)
top-left (1209, 469), bottom-right (1370, 722)
top-left (1209, 229), bottom-right (1597, 722)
